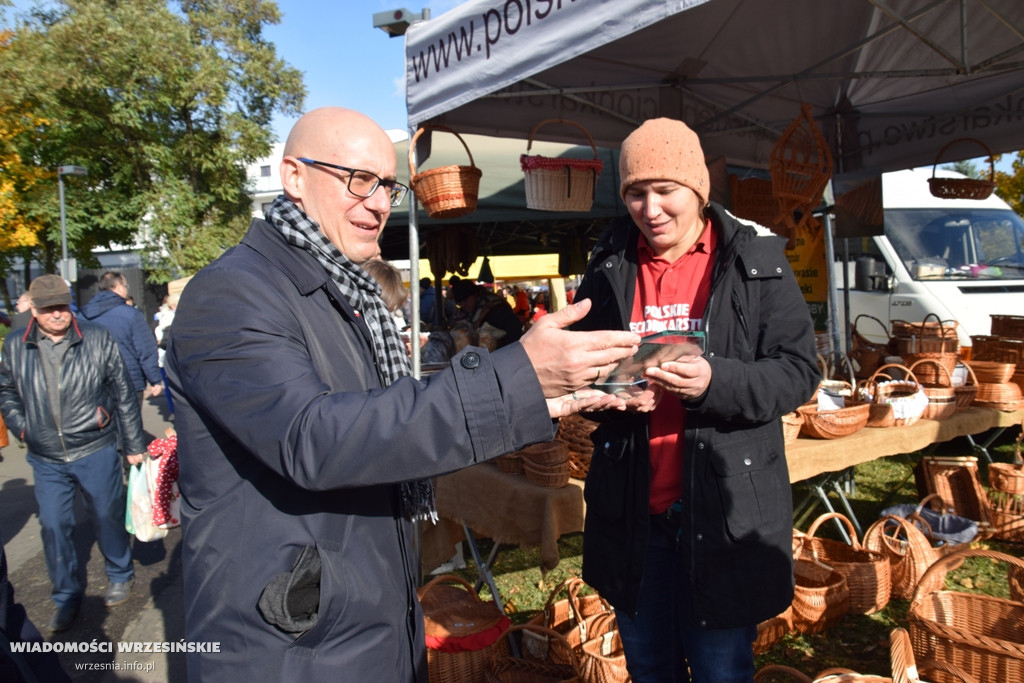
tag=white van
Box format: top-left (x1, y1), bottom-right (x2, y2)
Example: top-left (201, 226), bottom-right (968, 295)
top-left (836, 167), bottom-right (1024, 352)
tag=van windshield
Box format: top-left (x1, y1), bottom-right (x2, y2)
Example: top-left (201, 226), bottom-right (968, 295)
top-left (886, 208), bottom-right (1024, 280)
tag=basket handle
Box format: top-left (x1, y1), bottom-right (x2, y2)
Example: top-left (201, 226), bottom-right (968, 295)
top-left (804, 512), bottom-right (863, 549)
top-left (501, 623), bottom-right (583, 673)
top-left (930, 137), bottom-right (995, 182)
top-left (417, 573), bottom-right (480, 601)
top-left (408, 124), bottom-right (478, 178)
top-left (867, 363), bottom-right (920, 388)
top-left (526, 118), bottom-right (597, 158)
top-left (909, 547), bottom-right (1024, 609)
top-left (852, 314), bottom-right (891, 341)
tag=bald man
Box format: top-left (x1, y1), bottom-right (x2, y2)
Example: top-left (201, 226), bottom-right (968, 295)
top-left (165, 107), bottom-right (640, 683)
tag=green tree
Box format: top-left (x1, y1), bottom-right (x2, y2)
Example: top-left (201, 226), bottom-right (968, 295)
top-left (0, 0), bottom-right (304, 282)
top-left (994, 151), bottom-right (1024, 215)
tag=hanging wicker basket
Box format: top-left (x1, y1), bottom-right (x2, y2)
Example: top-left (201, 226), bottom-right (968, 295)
top-left (521, 119), bottom-right (603, 212)
top-left (927, 138), bottom-right (997, 200)
top-left (409, 125), bottom-right (483, 219)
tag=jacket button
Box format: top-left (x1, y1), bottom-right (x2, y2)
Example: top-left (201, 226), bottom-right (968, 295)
top-left (461, 352), bottom-right (481, 369)
top-left (604, 261), bottom-right (613, 269)
top-left (699, 619), bottom-right (708, 627)
top-left (697, 442), bottom-right (705, 449)
top-left (776, 267), bottom-right (783, 274)
top-left (744, 458), bottom-right (752, 466)
top-left (696, 533), bottom-right (703, 541)
top-left (750, 268), bottom-right (758, 275)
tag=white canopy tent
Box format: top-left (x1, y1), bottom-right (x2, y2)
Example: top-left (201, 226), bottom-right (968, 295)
top-left (405, 0), bottom-right (1024, 177)
top-left (400, 0), bottom-right (1024, 370)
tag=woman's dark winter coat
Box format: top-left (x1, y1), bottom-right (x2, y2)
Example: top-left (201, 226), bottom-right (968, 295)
top-left (573, 205), bottom-right (819, 629)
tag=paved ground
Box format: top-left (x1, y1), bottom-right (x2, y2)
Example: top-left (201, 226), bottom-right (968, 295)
top-left (1, 393), bottom-right (185, 682)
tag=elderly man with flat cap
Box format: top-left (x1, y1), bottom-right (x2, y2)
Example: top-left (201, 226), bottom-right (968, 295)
top-left (0, 274), bottom-right (146, 633)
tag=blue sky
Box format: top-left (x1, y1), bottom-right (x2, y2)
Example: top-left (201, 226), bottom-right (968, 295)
top-left (266, 1), bottom-right (463, 142)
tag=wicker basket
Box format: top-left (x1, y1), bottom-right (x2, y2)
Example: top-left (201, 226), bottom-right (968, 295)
top-left (907, 358), bottom-right (957, 421)
top-left (908, 547), bottom-right (1024, 683)
top-left (487, 623), bottom-right (582, 683)
top-left (987, 489), bottom-right (1024, 543)
top-left (917, 458), bottom-right (991, 528)
top-left (753, 605), bottom-right (793, 656)
top-left (972, 381), bottom-right (1023, 411)
top-left (524, 577), bottom-right (612, 664)
top-left (575, 612), bottom-right (629, 683)
top-left (988, 432), bottom-right (1024, 495)
top-left (969, 335), bottom-right (1024, 365)
top-left (519, 441), bottom-right (570, 488)
top-left (556, 414), bottom-right (596, 480)
top-left (849, 314), bottom-right (893, 379)
top-left (728, 174), bottom-right (784, 234)
top-left (796, 512), bottom-right (891, 615)
top-left (418, 574), bottom-right (512, 683)
top-left (889, 627), bottom-right (981, 683)
top-left (863, 514), bottom-right (947, 601)
top-left (953, 362), bottom-right (978, 411)
top-left (965, 359), bottom-right (1016, 384)
top-left (859, 364), bottom-right (930, 428)
top-left (796, 402), bottom-right (870, 439)
top-left (782, 411), bottom-right (803, 444)
top-left (494, 452), bottom-right (524, 475)
top-left (409, 125), bottom-right (483, 219)
top-left (790, 556), bottom-right (850, 634)
top-left (521, 119), bottom-right (603, 212)
top-left (891, 314), bottom-right (959, 341)
top-left (990, 315), bottom-right (1024, 339)
top-left (926, 138), bottom-right (997, 200)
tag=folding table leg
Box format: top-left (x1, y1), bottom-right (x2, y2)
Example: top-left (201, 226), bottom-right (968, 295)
top-left (463, 526), bottom-right (503, 608)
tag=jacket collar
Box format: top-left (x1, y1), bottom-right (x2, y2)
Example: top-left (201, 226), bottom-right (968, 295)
top-left (240, 216), bottom-right (335, 297)
top-left (23, 315), bottom-right (84, 347)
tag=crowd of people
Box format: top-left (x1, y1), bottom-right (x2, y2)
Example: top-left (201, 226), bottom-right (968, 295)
top-left (0, 104), bottom-right (816, 683)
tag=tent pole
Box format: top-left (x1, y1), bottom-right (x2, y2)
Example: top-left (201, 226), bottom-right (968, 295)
top-left (823, 211), bottom-right (843, 368)
top-left (408, 125), bottom-right (422, 379)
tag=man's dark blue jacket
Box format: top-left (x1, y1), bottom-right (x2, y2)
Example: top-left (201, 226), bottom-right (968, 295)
top-left (80, 290), bottom-right (162, 392)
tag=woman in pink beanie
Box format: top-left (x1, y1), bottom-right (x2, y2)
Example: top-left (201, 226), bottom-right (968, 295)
top-left (571, 118), bottom-right (819, 682)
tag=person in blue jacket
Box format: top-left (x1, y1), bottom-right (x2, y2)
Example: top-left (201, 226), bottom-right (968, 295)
top-left (80, 271), bottom-right (163, 402)
top-left (165, 106), bottom-right (641, 683)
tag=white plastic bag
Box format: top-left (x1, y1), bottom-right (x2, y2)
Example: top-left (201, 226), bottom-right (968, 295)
top-left (127, 459), bottom-right (168, 542)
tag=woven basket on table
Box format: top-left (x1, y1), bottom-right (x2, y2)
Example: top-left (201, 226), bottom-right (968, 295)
top-left (848, 314), bottom-right (894, 380)
top-left (926, 138), bottom-right (998, 200)
top-left (796, 401), bottom-right (870, 439)
top-left (555, 414), bottom-right (596, 480)
top-left (486, 623), bottom-right (583, 683)
top-left (790, 555), bottom-right (850, 635)
top-left (796, 512), bottom-right (891, 615)
top-left (990, 314), bottom-right (1024, 339)
top-left (972, 380), bottom-right (1023, 411)
top-left (519, 441), bottom-right (570, 488)
top-left (409, 124), bottom-right (482, 219)
top-left (520, 119), bottom-right (603, 213)
top-left (781, 411), bottom-right (803, 444)
top-left (953, 361), bottom-right (978, 411)
top-left (859, 363), bottom-right (930, 428)
top-left (418, 574), bottom-right (511, 683)
top-left (964, 358), bottom-right (1016, 384)
top-left (969, 335), bottom-right (1024, 365)
top-left (891, 313), bottom-right (959, 341)
top-left (494, 452), bottom-right (524, 475)
top-left (908, 547), bottom-right (1024, 683)
top-left (907, 358), bottom-right (957, 421)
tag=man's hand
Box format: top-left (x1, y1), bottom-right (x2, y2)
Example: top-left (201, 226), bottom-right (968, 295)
top-left (521, 299), bottom-right (640, 398)
top-left (546, 388), bottom-right (628, 419)
top-left (126, 453), bottom-right (145, 466)
top-left (145, 383), bottom-right (164, 398)
top-left (645, 355), bottom-right (712, 400)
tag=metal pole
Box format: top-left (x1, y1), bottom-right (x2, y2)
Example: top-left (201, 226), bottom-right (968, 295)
top-left (58, 173), bottom-right (68, 281)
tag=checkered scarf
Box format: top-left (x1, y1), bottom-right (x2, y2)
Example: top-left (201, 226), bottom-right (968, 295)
top-left (266, 196), bottom-right (435, 521)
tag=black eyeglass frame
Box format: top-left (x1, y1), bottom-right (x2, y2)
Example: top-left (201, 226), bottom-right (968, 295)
top-left (296, 157), bottom-right (409, 206)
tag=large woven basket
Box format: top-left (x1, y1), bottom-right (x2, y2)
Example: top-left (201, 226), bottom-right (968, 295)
top-left (987, 489), bottom-right (1024, 542)
top-left (796, 512), bottom-right (891, 615)
top-left (556, 414), bottom-right (597, 480)
top-left (487, 623), bottom-right (583, 683)
top-left (519, 441), bottom-right (570, 488)
top-left (965, 359), bottom-right (1016, 384)
top-left (927, 138), bottom-right (997, 200)
top-left (988, 432), bottom-right (1024, 494)
top-left (524, 577), bottom-right (612, 665)
top-left (859, 363), bottom-right (929, 428)
top-left (863, 514), bottom-right (947, 601)
top-left (753, 605), bottom-right (793, 656)
top-left (418, 574), bottom-right (511, 683)
top-left (521, 119), bottom-right (603, 212)
top-left (409, 124), bottom-right (482, 219)
top-left (907, 358), bottom-right (957, 421)
top-left (972, 380), bottom-right (1023, 411)
top-left (796, 401), bottom-right (870, 439)
top-left (908, 548), bottom-right (1024, 683)
top-left (969, 335), bottom-right (1024, 365)
top-left (790, 556), bottom-right (850, 635)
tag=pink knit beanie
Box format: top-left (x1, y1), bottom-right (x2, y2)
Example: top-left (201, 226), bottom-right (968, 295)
top-left (619, 118), bottom-right (710, 205)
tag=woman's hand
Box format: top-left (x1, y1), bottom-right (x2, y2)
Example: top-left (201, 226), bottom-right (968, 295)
top-left (645, 355), bottom-right (712, 400)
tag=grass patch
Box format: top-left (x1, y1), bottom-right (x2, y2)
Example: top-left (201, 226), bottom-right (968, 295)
top-left (438, 428), bottom-right (1023, 678)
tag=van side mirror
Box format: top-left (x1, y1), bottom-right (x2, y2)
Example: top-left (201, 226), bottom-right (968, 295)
top-left (854, 256), bottom-right (889, 291)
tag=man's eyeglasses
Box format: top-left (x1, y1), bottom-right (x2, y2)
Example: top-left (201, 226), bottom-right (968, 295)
top-left (297, 158), bottom-right (409, 207)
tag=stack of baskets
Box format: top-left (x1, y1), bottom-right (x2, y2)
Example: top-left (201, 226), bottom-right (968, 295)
top-left (520, 119), bottom-right (604, 212)
top-left (965, 358), bottom-right (1021, 411)
top-left (891, 315), bottom-right (960, 388)
top-left (907, 358), bottom-right (957, 421)
top-left (555, 414), bottom-right (597, 480)
top-left (518, 441), bottom-right (570, 488)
